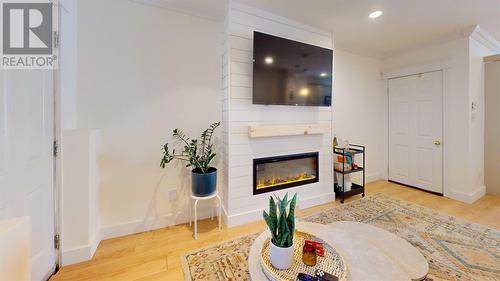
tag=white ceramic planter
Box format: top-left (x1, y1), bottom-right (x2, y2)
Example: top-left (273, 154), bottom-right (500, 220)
top-left (269, 241), bottom-right (294, 270)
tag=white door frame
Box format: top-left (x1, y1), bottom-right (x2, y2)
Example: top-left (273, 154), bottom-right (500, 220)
top-left (382, 59), bottom-right (451, 198)
top-left (53, 3), bottom-right (62, 270)
top-left (53, 67), bottom-right (62, 271)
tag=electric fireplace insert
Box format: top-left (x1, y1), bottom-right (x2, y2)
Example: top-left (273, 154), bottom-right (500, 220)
top-left (253, 152), bottom-right (319, 195)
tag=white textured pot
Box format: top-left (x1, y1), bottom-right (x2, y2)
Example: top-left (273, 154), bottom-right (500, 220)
top-left (269, 241), bottom-right (294, 270)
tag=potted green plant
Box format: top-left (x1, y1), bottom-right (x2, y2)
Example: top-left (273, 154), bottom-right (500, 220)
top-left (263, 193), bottom-right (297, 270)
top-left (160, 122), bottom-right (220, 197)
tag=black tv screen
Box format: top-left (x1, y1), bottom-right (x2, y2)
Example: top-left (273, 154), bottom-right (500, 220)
top-left (253, 31), bottom-right (332, 106)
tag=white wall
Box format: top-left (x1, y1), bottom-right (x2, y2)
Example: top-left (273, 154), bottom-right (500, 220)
top-left (59, 0), bottom-right (78, 131)
top-left (222, 3), bottom-right (335, 227)
top-left (382, 27), bottom-right (499, 203)
top-left (383, 37), bottom-right (471, 201)
top-left (333, 50), bottom-right (384, 182)
top-left (75, 0), bottom-right (222, 239)
top-left (61, 129), bottom-right (100, 265)
top-left (468, 37), bottom-right (496, 194)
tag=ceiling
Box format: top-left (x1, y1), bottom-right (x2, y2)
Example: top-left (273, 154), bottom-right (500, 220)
top-left (136, 0), bottom-right (500, 58)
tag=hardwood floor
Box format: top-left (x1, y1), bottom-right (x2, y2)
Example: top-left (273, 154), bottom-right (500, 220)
top-left (50, 181), bottom-right (500, 281)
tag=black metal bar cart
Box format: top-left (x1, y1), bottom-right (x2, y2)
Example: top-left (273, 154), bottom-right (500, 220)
top-left (334, 144), bottom-right (365, 203)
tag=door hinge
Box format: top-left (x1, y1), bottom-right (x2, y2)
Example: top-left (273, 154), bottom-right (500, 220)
top-left (53, 140), bottom-right (58, 158)
top-left (54, 31), bottom-right (60, 49)
top-left (54, 234), bottom-right (60, 250)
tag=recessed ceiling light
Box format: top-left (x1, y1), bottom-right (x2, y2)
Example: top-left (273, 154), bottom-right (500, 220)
top-left (264, 56), bottom-right (274, 65)
top-left (320, 72), bottom-right (327, 77)
top-left (368, 10), bottom-right (383, 19)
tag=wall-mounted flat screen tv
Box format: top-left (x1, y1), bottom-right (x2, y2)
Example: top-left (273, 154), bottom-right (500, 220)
top-left (253, 31), bottom-right (333, 106)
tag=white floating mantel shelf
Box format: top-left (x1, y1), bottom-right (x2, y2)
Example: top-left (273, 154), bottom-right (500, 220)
top-left (248, 123), bottom-right (330, 138)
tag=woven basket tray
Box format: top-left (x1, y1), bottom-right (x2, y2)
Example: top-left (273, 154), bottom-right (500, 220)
top-left (260, 231), bottom-right (349, 281)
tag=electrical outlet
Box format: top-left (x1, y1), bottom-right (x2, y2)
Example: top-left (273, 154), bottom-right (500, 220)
top-left (168, 189), bottom-right (178, 202)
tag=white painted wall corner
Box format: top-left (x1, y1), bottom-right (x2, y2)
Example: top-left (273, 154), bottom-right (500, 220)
top-left (61, 231), bottom-right (101, 266)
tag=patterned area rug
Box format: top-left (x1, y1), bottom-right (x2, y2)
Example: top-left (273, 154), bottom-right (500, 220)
top-left (181, 193), bottom-right (500, 281)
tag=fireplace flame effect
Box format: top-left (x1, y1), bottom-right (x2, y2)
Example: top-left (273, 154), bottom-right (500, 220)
top-left (256, 172), bottom-right (316, 190)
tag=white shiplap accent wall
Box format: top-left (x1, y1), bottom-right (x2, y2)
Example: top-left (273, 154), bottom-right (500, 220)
top-left (221, 13), bottom-right (230, 215)
top-left (222, 3), bottom-right (335, 227)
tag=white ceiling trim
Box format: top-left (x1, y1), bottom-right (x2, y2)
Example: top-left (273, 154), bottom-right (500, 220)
top-left (468, 25), bottom-right (500, 54)
top-left (230, 2), bottom-right (332, 38)
top-left (128, 0), bottom-right (225, 22)
top-left (382, 27), bottom-right (474, 60)
top-left (383, 25), bottom-right (500, 60)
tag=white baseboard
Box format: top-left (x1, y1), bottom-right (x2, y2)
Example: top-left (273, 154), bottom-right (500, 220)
top-left (61, 231), bottom-right (101, 266)
top-left (298, 192), bottom-right (335, 210)
top-left (446, 185), bottom-right (486, 204)
top-left (89, 231), bottom-right (101, 258)
top-left (99, 207), bottom-right (215, 240)
top-left (225, 208), bottom-right (262, 228)
top-left (63, 208), bottom-right (216, 265)
top-left (225, 192), bottom-right (335, 228)
top-left (99, 217), bottom-right (165, 241)
top-left (366, 172), bottom-right (383, 183)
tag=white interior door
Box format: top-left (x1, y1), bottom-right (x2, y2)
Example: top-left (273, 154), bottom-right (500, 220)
top-left (388, 70), bottom-right (443, 194)
top-left (0, 69), bottom-right (56, 280)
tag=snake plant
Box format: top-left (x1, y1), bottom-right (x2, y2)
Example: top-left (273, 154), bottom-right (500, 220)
top-left (263, 193), bottom-right (297, 248)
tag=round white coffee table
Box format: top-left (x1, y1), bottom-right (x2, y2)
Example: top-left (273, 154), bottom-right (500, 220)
top-left (249, 221), bottom-right (428, 281)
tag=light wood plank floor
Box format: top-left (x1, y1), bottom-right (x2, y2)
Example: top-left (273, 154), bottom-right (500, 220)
top-left (51, 181), bottom-right (500, 281)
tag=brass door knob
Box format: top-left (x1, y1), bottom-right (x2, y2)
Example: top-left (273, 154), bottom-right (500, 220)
top-left (434, 140), bottom-right (441, 146)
